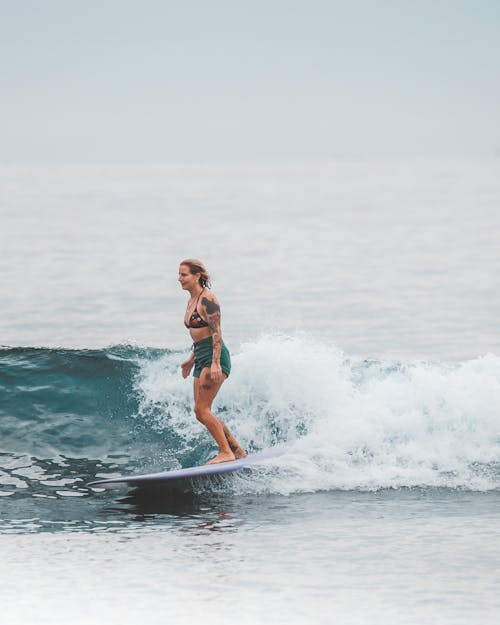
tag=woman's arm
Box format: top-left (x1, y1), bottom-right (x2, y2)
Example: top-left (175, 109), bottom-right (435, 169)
top-left (180, 350), bottom-right (195, 378)
top-left (201, 293), bottom-right (223, 382)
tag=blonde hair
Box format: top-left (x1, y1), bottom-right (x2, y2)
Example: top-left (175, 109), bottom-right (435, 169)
top-left (180, 258), bottom-right (211, 288)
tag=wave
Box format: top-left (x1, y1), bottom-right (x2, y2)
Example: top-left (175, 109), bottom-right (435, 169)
top-left (1, 337), bottom-right (499, 494)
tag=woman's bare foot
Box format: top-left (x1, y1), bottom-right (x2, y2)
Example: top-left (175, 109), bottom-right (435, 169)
top-left (233, 446), bottom-right (247, 459)
top-left (206, 451), bottom-right (236, 465)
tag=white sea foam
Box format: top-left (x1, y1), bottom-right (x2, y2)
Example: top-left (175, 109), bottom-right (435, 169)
top-left (134, 334), bottom-right (500, 492)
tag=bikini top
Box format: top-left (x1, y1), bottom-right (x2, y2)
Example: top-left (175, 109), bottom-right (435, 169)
top-left (184, 290), bottom-right (209, 329)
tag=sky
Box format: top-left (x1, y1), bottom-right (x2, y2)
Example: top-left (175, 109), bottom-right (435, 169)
top-left (1, 0), bottom-right (499, 162)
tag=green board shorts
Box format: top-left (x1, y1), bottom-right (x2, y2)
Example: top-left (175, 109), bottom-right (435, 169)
top-left (193, 336), bottom-right (231, 378)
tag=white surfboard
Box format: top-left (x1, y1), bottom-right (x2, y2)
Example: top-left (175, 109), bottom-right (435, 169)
top-left (88, 447), bottom-right (285, 488)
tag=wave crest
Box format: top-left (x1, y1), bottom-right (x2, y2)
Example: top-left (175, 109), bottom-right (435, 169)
top-left (2, 339), bottom-right (500, 492)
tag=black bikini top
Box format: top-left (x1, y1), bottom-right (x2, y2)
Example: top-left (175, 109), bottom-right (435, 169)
top-left (184, 290), bottom-right (209, 329)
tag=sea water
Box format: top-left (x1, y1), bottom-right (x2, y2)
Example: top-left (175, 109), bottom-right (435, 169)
top-left (1, 161), bottom-right (499, 624)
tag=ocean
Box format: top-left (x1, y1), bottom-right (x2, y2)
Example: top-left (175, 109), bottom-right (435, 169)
top-left (1, 161), bottom-right (499, 624)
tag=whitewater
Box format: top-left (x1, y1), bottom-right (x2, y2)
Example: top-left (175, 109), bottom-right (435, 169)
top-left (2, 337), bottom-right (499, 504)
top-left (1, 161), bottom-right (499, 625)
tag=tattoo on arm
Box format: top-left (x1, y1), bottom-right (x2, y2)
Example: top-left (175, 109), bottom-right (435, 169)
top-left (202, 297), bottom-right (220, 316)
top-left (202, 296), bottom-right (222, 360)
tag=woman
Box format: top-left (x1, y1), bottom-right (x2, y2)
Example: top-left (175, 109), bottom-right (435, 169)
top-left (179, 259), bottom-right (246, 464)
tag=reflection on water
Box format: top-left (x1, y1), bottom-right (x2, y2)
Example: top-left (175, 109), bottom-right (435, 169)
top-left (0, 478), bottom-right (249, 535)
top-left (2, 485), bottom-right (500, 536)
top-left (109, 487), bottom-right (241, 533)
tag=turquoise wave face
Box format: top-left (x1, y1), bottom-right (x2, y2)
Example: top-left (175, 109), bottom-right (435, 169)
top-left (0, 346), bottom-right (184, 494)
top-left (1, 346), bottom-right (144, 455)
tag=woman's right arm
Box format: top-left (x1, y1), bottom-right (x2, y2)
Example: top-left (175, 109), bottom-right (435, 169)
top-left (181, 351), bottom-right (195, 378)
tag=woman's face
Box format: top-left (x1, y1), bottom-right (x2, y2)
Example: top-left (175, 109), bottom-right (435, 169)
top-left (178, 265), bottom-right (200, 291)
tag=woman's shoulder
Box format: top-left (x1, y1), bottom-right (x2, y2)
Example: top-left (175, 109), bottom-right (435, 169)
top-left (201, 288), bottom-right (220, 301)
top-left (200, 290), bottom-right (221, 312)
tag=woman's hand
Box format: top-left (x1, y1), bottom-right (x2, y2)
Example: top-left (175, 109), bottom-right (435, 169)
top-left (181, 356), bottom-right (194, 379)
top-left (210, 362), bottom-right (223, 385)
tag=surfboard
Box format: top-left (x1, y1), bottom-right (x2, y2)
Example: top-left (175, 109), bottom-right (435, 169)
top-left (88, 447), bottom-right (285, 488)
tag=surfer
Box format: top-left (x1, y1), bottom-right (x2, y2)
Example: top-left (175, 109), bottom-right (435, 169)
top-left (179, 258), bottom-right (246, 464)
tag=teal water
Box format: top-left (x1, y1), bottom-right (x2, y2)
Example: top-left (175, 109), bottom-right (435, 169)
top-left (2, 344), bottom-right (499, 514)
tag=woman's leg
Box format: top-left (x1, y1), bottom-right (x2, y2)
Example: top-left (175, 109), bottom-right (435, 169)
top-left (193, 369), bottom-right (235, 464)
top-left (221, 423), bottom-right (247, 459)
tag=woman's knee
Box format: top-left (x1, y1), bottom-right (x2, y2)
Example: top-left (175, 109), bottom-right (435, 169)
top-left (194, 403), bottom-right (210, 423)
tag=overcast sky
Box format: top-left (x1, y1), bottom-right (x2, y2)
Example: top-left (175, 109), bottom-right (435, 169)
top-left (1, 0), bottom-right (499, 162)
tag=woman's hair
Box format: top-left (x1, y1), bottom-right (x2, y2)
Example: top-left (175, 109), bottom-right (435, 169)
top-left (180, 258), bottom-right (211, 288)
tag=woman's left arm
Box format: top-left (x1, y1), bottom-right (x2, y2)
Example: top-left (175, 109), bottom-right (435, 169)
top-left (201, 294), bottom-right (223, 384)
